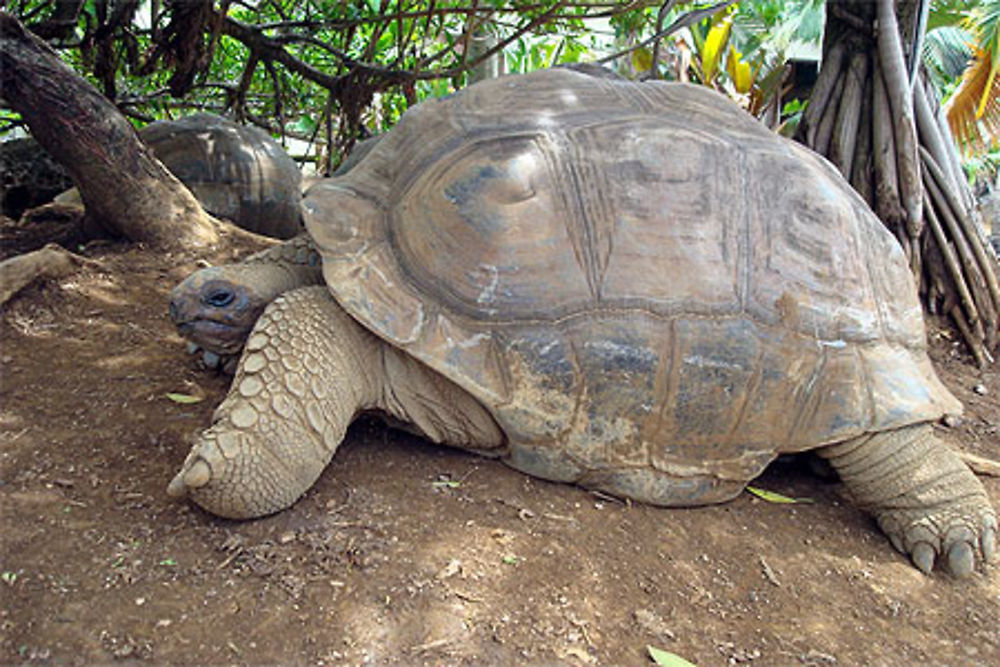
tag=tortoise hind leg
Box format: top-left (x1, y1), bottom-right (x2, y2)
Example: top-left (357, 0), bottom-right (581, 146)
top-left (818, 424), bottom-right (997, 577)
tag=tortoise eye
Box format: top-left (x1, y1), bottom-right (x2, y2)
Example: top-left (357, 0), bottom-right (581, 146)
top-left (204, 287), bottom-right (235, 308)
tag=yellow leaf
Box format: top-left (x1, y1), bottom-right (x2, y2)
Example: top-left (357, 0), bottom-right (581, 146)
top-left (700, 17), bottom-right (732, 84)
top-left (632, 47), bottom-right (654, 73)
top-left (977, 56), bottom-right (999, 120)
top-left (726, 46), bottom-right (753, 94)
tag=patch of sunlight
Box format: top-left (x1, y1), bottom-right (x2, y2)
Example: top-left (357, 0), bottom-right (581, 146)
top-left (58, 275), bottom-right (130, 307)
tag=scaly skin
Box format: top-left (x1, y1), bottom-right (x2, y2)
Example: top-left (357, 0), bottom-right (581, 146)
top-left (169, 235), bottom-right (323, 367)
top-left (820, 425), bottom-right (997, 578)
top-left (168, 286), bottom-right (503, 518)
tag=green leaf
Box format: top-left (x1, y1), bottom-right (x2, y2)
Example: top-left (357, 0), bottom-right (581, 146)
top-left (501, 555), bottom-right (518, 565)
top-left (1, 571), bottom-right (17, 585)
top-left (647, 645), bottom-right (697, 666)
top-left (431, 480), bottom-right (461, 489)
top-left (746, 486), bottom-right (812, 504)
top-left (159, 557), bottom-right (177, 566)
top-left (166, 393), bottom-right (203, 404)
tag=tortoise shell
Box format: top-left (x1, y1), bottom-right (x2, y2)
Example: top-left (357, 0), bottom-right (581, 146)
top-left (142, 113), bottom-right (302, 238)
top-left (303, 68), bottom-right (959, 502)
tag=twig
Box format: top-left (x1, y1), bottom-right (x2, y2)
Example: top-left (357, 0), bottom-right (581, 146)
top-left (759, 556), bottom-right (781, 587)
top-left (957, 451), bottom-right (1000, 477)
top-left (595, 0), bottom-right (736, 65)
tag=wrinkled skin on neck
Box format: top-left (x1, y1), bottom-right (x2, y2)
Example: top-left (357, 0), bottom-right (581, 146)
top-left (169, 235), bottom-right (323, 367)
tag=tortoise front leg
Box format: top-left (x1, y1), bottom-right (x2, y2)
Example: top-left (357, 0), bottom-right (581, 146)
top-left (167, 286), bottom-right (382, 518)
top-left (819, 424), bottom-right (997, 577)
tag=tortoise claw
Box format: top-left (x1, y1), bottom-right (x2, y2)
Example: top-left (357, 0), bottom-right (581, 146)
top-left (981, 517), bottom-right (997, 563)
top-left (946, 541), bottom-right (974, 578)
top-left (166, 459), bottom-right (211, 498)
top-left (911, 542), bottom-right (936, 575)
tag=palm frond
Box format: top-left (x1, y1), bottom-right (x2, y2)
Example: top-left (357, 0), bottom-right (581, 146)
top-left (945, 48), bottom-right (1000, 153)
top-left (923, 25), bottom-right (974, 82)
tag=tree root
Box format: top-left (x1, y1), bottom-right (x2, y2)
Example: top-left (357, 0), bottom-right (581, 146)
top-left (830, 51), bottom-right (868, 179)
top-left (876, 0), bottom-right (922, 238)
top-left (0, 243), bottom-right (103, 306)
top-left (798, 1), bottom-right (999, 366)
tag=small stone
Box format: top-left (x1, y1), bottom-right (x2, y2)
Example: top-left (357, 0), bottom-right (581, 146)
top-left (633, 608), bottom-right (675, 640)
top-left (942, 414), bottom-right (962, 428)
top-left (973, 383), bottom-right (988, 396)
top-left (135, 597), bottom-right (146, 606)
top-left (436, 559), bottom-right (462, 580)
top-left (278, 531), bottom-right (296, 544)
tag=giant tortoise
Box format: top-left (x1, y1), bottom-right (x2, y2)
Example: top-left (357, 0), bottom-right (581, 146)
top-left (40, 113), bottom-right (304, 238)
top-left (167, 68), bottom-right (996, 578)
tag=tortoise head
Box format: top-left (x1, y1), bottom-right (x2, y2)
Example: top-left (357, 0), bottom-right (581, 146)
top-left (169, 265), bottom-right (274, 359)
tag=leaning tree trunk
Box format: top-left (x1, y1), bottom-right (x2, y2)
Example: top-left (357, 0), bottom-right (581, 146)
top-left (797, 0), bottom-right (1000, 366)
top-left (0, 12), bottom-right (219, 250)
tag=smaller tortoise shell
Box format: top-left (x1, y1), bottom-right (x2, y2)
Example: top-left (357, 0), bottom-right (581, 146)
top-left (142, 113), bottom-right (302, 238)
top-left (303, 68), bottom-right (959, 493)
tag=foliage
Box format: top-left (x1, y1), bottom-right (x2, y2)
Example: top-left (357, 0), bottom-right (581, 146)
top-left (5, 1), bottom-right (830, 170)
top-left (938, 0), bottom-right (1000, 154)
top-left (6, 1), bottom-right (661, 170)
top-left (0, 2), bottom-right (977, 169)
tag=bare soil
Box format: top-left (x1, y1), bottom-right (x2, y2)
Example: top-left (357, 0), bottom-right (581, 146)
top-left (1, 238), bottom-right (998, 666)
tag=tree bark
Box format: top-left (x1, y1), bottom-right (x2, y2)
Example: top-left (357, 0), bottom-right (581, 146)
top-left (0, 12), bottom-right (218, 250)
top-left (798, 0), bottom-right (1000, 365)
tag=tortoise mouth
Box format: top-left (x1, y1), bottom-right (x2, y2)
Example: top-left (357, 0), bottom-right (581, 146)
top-left (175, 318), bottom-right (249, 356)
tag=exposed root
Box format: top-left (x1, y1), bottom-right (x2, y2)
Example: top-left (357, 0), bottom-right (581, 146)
top-left (797, 1), bottom-right (1000, 364)
top-left (0, 243), bottom-right (103, 306)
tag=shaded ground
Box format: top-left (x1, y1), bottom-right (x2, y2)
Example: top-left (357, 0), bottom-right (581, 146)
top-left (1, 238), bottom-right (998, 666)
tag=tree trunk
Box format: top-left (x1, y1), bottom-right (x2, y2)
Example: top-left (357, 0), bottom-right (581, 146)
top-left (797, 0), bottom-right (1000, 365)
top-left (0, 12), bottom-right (219, 250)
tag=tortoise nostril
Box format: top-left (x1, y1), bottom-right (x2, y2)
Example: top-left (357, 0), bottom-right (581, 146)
top-left (204, 288), bottom-right (236, 308)
top-left (169, 300), bottom-right (180, 321)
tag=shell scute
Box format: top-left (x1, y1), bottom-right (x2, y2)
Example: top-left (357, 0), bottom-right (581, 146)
top-left (303, 68), bottom-right (960, 483)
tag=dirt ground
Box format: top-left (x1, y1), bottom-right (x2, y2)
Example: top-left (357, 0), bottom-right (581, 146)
top-left (1, 235), bottom-right (998, 666)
